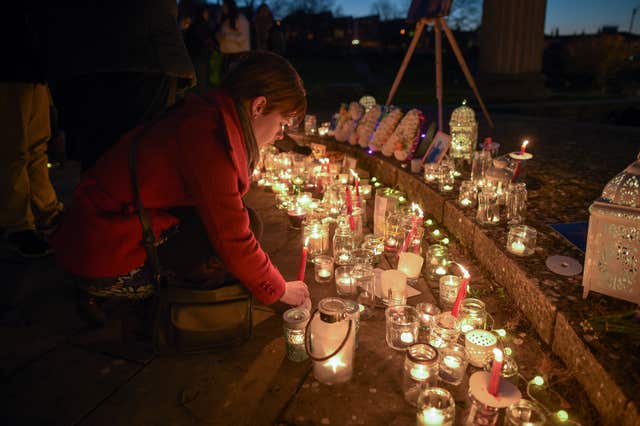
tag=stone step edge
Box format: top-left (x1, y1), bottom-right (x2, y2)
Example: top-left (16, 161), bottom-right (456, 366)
top-left (294, 135), bottom-right (639, 425)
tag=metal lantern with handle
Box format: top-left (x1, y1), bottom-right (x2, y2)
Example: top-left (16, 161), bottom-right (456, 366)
top-left (305, 298), bottom-right (356, 385)
top-left (583, 152), bottom-right (640, 304)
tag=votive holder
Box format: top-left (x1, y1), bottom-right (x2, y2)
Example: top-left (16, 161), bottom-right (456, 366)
top-left (457, 298), bottom-right (488, 334)
top-left (335, 265), bottom-right (355, 297)
top-left (403, 343), bottom-right (439, 406)
top-left (438, 164), bottom-right (455, 192)
top-left (415, 303), bottom-right (441, 336)
top-left (352, 264), bottom-right (375, 316)
top-left (506, 225), bottom-right (537, 256)
top-left (416, 387), bottom-right (455, 426)
top-left (457, 180), bottom-right (477, 208)
top-left (397, 251), bottom-right (424, 285)
top-left (283, 307), bottom-right (310, 362)
top-left (437, 343), bottom-right (468, 386)
top-left (504, 399), bottom-right (547, 426)
top-left (423, 162), bottom-right (439, 183)
top-left (476, 189), bottom-right (500, 226)
top-left (313, 255), bottom-right (334, 284)
top-left (438, 275), bottom-right (461, 310)
top-left (505, 182), bottom-right (527, 225)
top-left (361, 234), bottom-right (384, 264)
top-left (465, 330), bottom-right (497, 368)
top-left (429, 311), bottom-right (460, 349)
top-left (426, 244), bottom-right (449, 281)
top-left (385, 305), bottom-right (419, 350)
top-left (350, 248), bottom-right (374, 266)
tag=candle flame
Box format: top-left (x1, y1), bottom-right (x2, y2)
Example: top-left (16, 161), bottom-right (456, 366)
top-left (325, 356), bottom-right (346, 373)
top-left (410, 202), bottom-right (423, 217)
top-left (349, 168), bottom-right (359, 179)
top-left (493, 348), bottom-right (503, 362)
top-left (521, 140), bottom-right (529, 149)
top-left (304, 237), bottom-right (310, 248)
top-left (456, 263), bottom-right (470, 279)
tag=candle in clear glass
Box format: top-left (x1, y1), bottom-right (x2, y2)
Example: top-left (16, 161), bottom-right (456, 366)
top-left (287, 206), bottom-right (307, 229)
top-left (303, 221), bottom-right (329, 258)
top-left (416, 387), bottom-right (455, 426)
top-left (457, 298), bottom-right (488, 334)
top-left (349, 207), bottom-right (364, 246)
top-left (458, 180), bottom-right (477, 208)
top-left (471, 150), bottom-right (491, 185)
top-left (426, 244), bottom-right (449, 280)
top-left (465, 330), bottom-right (498, 368)
top-left (438, 275), bottom-right (461, 310)
top-left (429, 311), bottom-right (460, 349)
top-left (397, 252), bottom-right (424, 285)
top-left (360, 184), bottom-right (372, 200)
top-left (504, 399), bottom-right (547, 426)
top-left (437, 343), bottom-right (468, 385)
top-left (506, 225), bottom-right (537, 256)
top-left (338, 173), bottom-right (349, 185)
top-left (313, 255), bottom-right (334, 284)
top-left (505, 182), bottom-right (527, 225)
top-left (283, 307), bottom-right (310, 362)
top-left (438, 164), bottom-right (455, 192)
top-left (403, 343), bottom-right (439, 406)
top-left (335, 265), bottom-right (355, 296)
top-left (385, 305), bottom-right (419, 350)
top-left (380, 269), bottom-right (407, 306)
top-left (476, 189), bottom-right (500, 226)
top-left (352, 264), bottom-right (375, 316)
top-left (415, 303), bottom-right (441, 336)
top-left (343, 299), bottom-right (361, 349)
top-left (423, 162), bottom-right (439, 183)
top-left (361, 234), bottom-right (384, 264)
top-left (296, 192), bottom-right (313, 207)
top-left (333, 222), bottom-right (354, 266)
top-left (350, 248), bottom-right (374, 266)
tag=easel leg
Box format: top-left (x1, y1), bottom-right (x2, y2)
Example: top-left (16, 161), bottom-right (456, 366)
top-left (435, 19), bottom-right (443, 132)
top-left (440, 18), bottom-right (494, 128)
top-left (386, 19), bottom-right (427, 106)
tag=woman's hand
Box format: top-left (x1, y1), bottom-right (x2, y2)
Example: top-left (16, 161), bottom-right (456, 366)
top-left (281, 280), bottom-right (311, 310)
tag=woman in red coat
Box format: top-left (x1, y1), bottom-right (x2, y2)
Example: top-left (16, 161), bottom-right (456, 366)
top-left (52, 52), bottom-right (310, 323)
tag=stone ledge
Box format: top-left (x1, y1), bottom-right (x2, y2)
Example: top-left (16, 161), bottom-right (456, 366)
top-left (290, 134), bottom-right (637, 424)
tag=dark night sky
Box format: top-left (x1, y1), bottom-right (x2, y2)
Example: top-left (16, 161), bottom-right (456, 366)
top-left (338, 0), bottom-right (639, 35)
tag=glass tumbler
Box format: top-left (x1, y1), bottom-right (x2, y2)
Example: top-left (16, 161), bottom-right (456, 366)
top-left (335, 265), bottom-right (355, 297)
top-left (505, 182), bottom-right (527, 225)
top-left (438, 275), bottom-right (461, 310)
top-left (457, 180), bottom-right (477, 208)
top-left (437, 343), bottom-right (468, 386)
top-left (506, 225), bottom-right (537, 256)
top-left (352, 264), bottom-right (375, 317)
top-left (313, 255), bottom-right (334, 284)
top-left (438, 164), bottom-right (455, 192)
top-left (416, 387), bottom-right (455, 426)
top-left (504, 399), bottom-right (547, 426)
top-left (457, 298), bottom-right (488, 334)
top-left (415, 302), bottom-right (441, 338)
top-left (476, 189), bottom-right (500, 226)
top-left (426, 244), bottom-right (449, 281)
top-left (403, 343), bottom-right (439, 406)
top-left (423, 162), bottom-right (439, 182)
top-left (385, 305), bottom-right (419, 350)
top-left (283, 307), bottom-right (310, 362)
top-left (429, 311), bottom-right (460, 349)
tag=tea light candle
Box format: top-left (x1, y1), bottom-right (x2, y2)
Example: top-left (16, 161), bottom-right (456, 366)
top-left (335, 266), bottom-right (355, 296)
top-left (460, 198), bottom-right (472, 207)
top-left (509, 240), bottom-right (525, 255)
top-left (401, 331), bottom-right (415, 344)
top-left (438, 343), bottom-right (468, 385)
top-left (418, 408), bottom-right (446, 426)
top-left (410, 365), bottom-right (430, 381)
top-left (338, 173), bottom-right (349, 185)
top-left (443, 354), bottom-right (461, 369)
top-left (318, 269), bottom-right (331, 278)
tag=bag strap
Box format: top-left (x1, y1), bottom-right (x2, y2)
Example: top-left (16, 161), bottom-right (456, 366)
top-left (128, 123), bottom-right (163, 285)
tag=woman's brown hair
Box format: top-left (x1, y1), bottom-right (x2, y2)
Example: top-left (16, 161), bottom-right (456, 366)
top-left (221, 51), bottom-right (306, 170)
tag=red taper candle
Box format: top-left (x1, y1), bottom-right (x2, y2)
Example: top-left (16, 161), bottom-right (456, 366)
top-left (488, 348), bottom-right (504, 396)
top-left (297, 238), bottom-right (309, 281)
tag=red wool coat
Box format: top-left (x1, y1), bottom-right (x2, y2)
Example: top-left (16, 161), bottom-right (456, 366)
top-left (52, 91), bottom-right (285, 304)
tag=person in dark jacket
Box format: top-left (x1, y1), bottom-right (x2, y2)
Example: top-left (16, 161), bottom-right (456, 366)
top-left (52, 52), bottom-right (310, 324)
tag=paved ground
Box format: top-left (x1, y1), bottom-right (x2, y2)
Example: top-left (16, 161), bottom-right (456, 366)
top-left (0, 112), bottom-right (638, 425)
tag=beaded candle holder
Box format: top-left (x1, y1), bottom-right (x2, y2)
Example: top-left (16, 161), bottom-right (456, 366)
top-left (465, 330), bottom-right (498, 367)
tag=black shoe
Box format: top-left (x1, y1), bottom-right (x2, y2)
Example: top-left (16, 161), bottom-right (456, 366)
top-left (76, 291), bottom-right (108, 327)
top-left (4, 230), bottom-right (53, 259)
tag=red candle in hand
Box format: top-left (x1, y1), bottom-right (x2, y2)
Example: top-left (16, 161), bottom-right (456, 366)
top-left (297, 238), bottom-right (309, 281)
top-left (451, 264), bottom-right (470, 317)
top-left (488, 348), bottom-right (504, 396)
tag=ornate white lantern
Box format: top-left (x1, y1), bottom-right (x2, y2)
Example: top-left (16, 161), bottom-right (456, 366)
top-left (449, 100), bottom-right (477, 161)
top-left (583, 153), bottom-right (640, 304)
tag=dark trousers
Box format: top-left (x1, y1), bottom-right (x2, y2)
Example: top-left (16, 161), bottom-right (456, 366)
top-left (49, 72), bottom-right (173, 171)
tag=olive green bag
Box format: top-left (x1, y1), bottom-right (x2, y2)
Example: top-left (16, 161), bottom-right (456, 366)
top-left (128, 125), bottom-right (252, 355)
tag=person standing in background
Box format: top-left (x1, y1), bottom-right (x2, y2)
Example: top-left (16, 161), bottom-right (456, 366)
top-left (216, 0), bottom-right (251, 74)
top-left (185, 4), bottom-right (215, 93)
top-left (0, 6), bottom-right (64, 258)
top-left (254, 3), bottom-right (274, 51)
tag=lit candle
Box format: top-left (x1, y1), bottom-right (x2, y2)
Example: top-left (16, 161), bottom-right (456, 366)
top-left (451, 264), bottom-right (470, 317)
top-left (460, 198), bottom-right (471, 207)
top-left (435, 266), bottom-right (447, 276)
top-left (400, 331), bottom-right (414, 344)
top-left (519, 139), bottom-right (529, 155)
top-left (510, 240), bottom-right (526, 255)
top-left (418, 408), bottom-right (445, 426)
top-left (410, 365), bottom-right (430, 381)
top-left (443, 185), bottom-right (453, 191)
top-left (338, 253), bottom-right (350, 263)
top-left (488, 348), bottom-right (504, 396)
top-left (350, 169), bottom-right (360, 196)
top-left (318, 269), bottom-right (331, 278)
top-left (443, 354), bottom-right (461, 369)
top-left (297, 237), bottom-right (309, 281)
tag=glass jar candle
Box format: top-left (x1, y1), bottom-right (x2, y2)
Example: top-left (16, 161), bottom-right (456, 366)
top-left (423, 162), bottom-right (439, 183)
top-left (313, 255), bottom-right (334, 284)
top-left (283, 307), bottom-right (310, 362)
top-left (361, 234), bottom-right (384, 264)
top-left (385, 305), bottom-right (419, 350)
top-left (429, 311), bottom-right (460, 349)
top-left (505, 183), bottom-right (527, 225)
top-left (397, 252), bottom-right (424, 285)
top-left (426, 244), bottom-right (449, 281)
top-left (415, 303), bottom-right (441, 336)
top-left (458, 180), bottom-right (477, 208)
top-left (383, 210), bottom-right (404, 254)
top-left (465, 330), bottom-right (497, 368)
top-left (352, 264), bottom-right (376, 317)
top-left (380, 269), bottom-right (407, 306)
top-left (350, 248), bottom-right (374, 266)
top-left (296, 192), bottom-right (313, 208)
top-left (476, 189), bottom-right (500, 226)
top-left (504, 399), bottom-right (547, 426)
top-left (343, 299), bottom-right (361, 349)
top-left (471, 150), bottom-right (491, 185)
top-left (308, 298), bottom-right (356, 385)
top-left (457, 298), bottom-right (488, 334)
top-left (403, 343), bottom-right (439, 406)
top-left (335, 265), bottom-right (355, 297)
top-left (506, 225), bottom-right (537, 256)
top-left (438, 275), bottom-right (461, 310)
top-left (416, 387), bottom-right (455, 426)
top-left (438, 164), bottom-right (455, 192)
top-left (466, 390), bottom-right (500, 426)
top-left (303, 221), bottom-right (329, 258)
top-left (437, 343), bottom-right (468, 385)
top-left (333, 223), bottom-right (355, 266)
top-left (276, 192), bottom-right (294, 211)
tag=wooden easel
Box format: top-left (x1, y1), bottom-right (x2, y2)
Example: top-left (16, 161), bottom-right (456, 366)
top-left (386, 17), bottom-right (494, 130)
